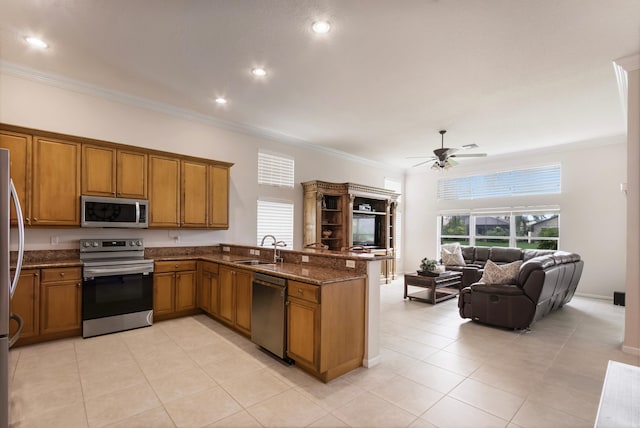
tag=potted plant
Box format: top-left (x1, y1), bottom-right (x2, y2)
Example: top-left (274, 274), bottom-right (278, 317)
top-left (418, 258), bottom-right (440, 276)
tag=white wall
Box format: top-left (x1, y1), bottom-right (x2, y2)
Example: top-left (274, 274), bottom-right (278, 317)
top-left (1, 71), bottom-right (629, 300)
top-left (0, 72), bottom-right (404, 251)
top-left (405, 137), bottom-right (627, 299)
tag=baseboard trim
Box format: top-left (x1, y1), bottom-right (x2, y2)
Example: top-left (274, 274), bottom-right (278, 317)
top-left (363, 355), bottom-right (382, 368)
top-left (574, 292), bottom-right (612, 301)
top-left (622, 344), bottom-right (640, 356)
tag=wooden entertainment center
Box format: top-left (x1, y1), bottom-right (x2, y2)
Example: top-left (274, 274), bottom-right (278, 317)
top-left (301, 180), bottom-right (399, 283)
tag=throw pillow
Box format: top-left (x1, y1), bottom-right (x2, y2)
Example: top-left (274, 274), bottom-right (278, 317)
top-left (479, 259), bottom-right (523, 285)
top-left (441, 243), bottom-right (465, 266)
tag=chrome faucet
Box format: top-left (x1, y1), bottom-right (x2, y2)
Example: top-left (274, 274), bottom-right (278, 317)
top-left (260, 235), bottom-right (277, 247)
top-left (260, 235), bottom-right (286, 262)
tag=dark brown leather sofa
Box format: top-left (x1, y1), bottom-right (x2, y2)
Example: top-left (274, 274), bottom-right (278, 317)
top-left (454, 246), bottom-right (583, 329)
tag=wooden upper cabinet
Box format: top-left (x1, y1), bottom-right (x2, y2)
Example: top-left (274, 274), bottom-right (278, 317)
top-left (32, 137), bottom-right (81, 226)
top-left (0, 130), bottom-right (31, 225)
top-left (117, 150), bottom-right (147, 199)
top-left (148, 155), bottom-right (180, 227)
top-left (81, 145), bottom-right (116, 197)
top-left (82, 146), bottom-right (147, 199)
top-left (181, 160), bottom-right (208, 227)
top-left (209, 164), bottom-right (229, 229)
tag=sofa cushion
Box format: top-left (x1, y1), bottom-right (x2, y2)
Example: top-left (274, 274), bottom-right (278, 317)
top-left (470, 282), bottom-right (524, 296)
top-left (489, 247), bottom-right (523, 264)
top-left (523, 249), bottom-right (556, 261)
top-left (480, 259), bottom-right (523, 285)
top-left (475, 247), bottom-right (490, 264)
top-left (461, 246), bottom-right (475, 263)
top-left (441, 243), bottom-right (465, 266)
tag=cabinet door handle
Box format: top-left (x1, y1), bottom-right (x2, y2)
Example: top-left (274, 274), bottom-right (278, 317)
top-left (34, 273), bottom-right (39, 277)
top-left (60, 272), bottom-right (65, 277)
top-left (297, 288), bottom-right (303, 295)
top-left (76, 282), bottom-right (80, 287)
top-left (33, 217), bottom-right (38, 221)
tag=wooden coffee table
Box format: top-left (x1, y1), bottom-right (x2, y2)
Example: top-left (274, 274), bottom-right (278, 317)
top-left (404, 271), bottom-right (463, 304)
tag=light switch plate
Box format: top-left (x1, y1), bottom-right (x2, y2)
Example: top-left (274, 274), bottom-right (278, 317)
top-left (346, 260), bottom-right (356, 268)
top-left (301, 255), bottom-right (309, 263)
top-left (222, 246), bottom-right (230, 252)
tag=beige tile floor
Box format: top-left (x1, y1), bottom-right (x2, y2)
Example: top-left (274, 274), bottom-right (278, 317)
top-left (8, 278), bottom-right (639, 427)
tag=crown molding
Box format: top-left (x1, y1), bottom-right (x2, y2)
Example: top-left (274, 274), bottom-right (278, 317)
top-left (614, 54), bottom-right (640, 72)
top-left (612, 54), bottom-right (639, 123)
top-left (0, 60), bottom-right (399, 172)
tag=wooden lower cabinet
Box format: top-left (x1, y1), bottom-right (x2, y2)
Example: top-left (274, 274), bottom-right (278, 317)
top-left (198, 262), bottom-right (219, 315)
top-left (287, 278), bottom-right (366, 382)
top-left (153, 261), bottom-right (197, 320)
top-left (8, 267), bottom-right (81, 347)
top-left (9, 270), bottom-right (40, 341)
top-left (217, 265), bottom-right (252, 335)
top-left (39, 267), bottom-right (82, 336)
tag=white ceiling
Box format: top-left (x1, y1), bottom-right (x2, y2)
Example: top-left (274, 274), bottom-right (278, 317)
top-left (1, 0), bottom-right (639, 169)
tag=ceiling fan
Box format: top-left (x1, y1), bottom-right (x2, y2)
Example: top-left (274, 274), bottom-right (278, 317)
top-left (410, 130), bottom-right (487, 170)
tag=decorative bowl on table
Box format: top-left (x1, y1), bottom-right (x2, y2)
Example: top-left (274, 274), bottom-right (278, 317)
top-left (417, 270), bottom-right (440, 277)
top-left (322, 230), bottom-right (333, 238)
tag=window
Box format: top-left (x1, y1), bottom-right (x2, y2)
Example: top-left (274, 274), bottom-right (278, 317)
top-left (256, 200), bottom-right (294, 248)
top-left (440, 215), bottom-right (470, 245)
top-left (439, 210), bottom-right (559, 250)
top-left (258, 151), bottom-right (294, 188)
top-left (438, 165), bottom-right (561, 200)
top-left (515, 214), bottom-right (559, 250)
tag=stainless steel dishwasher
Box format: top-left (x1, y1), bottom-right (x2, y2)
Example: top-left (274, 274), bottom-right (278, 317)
top-left (251, 272), bottom-right (290, 362)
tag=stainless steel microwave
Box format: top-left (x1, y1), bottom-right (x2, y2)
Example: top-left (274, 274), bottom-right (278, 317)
top-left (81, 196), bottom-right (148, 228)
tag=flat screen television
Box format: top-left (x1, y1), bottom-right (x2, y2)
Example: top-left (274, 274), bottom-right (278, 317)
top-left (352, 214), bottom-right (380, 247)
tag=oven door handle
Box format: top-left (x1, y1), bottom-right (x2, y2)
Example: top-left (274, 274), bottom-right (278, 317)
top-left (84, 266), bottom-right (153, 278)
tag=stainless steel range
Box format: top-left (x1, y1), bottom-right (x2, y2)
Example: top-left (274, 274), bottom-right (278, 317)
top-left (80, 238), bottom-right (154, 338)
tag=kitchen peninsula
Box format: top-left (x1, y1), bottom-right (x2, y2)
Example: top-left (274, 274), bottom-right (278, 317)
top-left (10, 243), bottom-right (389, 382)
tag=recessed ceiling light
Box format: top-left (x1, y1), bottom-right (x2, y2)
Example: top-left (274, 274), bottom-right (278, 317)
top-left (25, 36), bottom-right (48, 49)
top-left (215, 97), bottom-right (227, 105)
top-left (251, 67), bottom-right (267, 77)
top-left (311, 21), bottom-right (331, 34)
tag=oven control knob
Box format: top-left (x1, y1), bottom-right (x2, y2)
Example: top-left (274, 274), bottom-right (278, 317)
top-left (136, 240), bottom-right (142, 246)
top-left (92, 241), bottom-right (99, 247)
top-left (82, 241), bottom-right (91, 248)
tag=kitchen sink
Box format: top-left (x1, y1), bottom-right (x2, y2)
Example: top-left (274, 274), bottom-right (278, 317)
top-left (234, 259), bottom-right (275, 266)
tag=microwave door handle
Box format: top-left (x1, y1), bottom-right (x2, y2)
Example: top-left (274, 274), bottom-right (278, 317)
top-left (136, 202), bottom-right (140, 224)
top-left (9, 179), bottom-right (25, 298)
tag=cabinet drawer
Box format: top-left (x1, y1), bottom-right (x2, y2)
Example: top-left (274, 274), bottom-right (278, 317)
top-left (40, 267), bottom-right (81, 283)
top-left (155, 260), bottom-right (197, 273)
top-left (288, 280), bottom-right (320, 304)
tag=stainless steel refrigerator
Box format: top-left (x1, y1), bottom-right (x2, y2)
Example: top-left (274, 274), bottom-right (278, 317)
top-left (0, 148), bottom-right (25, 428)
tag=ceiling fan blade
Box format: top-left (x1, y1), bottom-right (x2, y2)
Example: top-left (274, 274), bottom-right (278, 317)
top-left (405, 155), bottom-right (436, 159)
top-left (412, 159), bottom-right (434, 168)
top-left (450, 153), bottom-right (487, 158)
top-left (460, 143), bottom-right (479, 150)
top-left (446, 158), bottom-right (458, 166)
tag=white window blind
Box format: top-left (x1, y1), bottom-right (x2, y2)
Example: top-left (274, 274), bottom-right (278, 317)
top-left (438, 165), bottom-right (561, 200)
top-left (258, 151), bottom-right (294, 188)
top-left (256, 200), bottom-right (294, 248)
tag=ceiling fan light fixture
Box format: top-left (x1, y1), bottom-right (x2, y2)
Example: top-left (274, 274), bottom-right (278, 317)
top-left (430, 162), bottom-right (441, 171)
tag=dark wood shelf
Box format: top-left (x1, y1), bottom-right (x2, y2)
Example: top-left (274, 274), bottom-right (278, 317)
top-left (353, 210), bottom-right (385, 215)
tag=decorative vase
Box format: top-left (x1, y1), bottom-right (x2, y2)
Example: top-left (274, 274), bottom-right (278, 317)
top-left (322, 230), bottom-right (333, 238)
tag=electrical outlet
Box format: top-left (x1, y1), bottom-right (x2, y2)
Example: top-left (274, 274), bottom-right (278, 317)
top-left (249, 249), bottom-right (255, 255)
top-left (222, 246), bottom-right (230, 252)
top-left (302, 268), bottom-right (309, 276)
top-left (301, 255), bottom-right (309, 263)
top-left (50, 236), bottom-right (59, 245)
top-left (346, 260), bottom-right (356, 268)
top-left (254, 250), bottom-right (260, 256)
